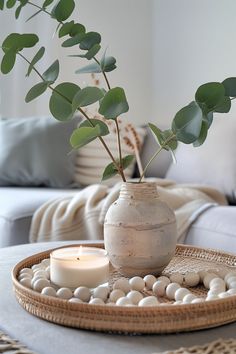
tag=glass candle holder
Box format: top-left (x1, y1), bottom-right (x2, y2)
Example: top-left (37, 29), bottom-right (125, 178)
top-left (50, 246), bottom-right (109, 289)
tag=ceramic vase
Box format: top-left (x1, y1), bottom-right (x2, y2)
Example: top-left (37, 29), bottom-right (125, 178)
top-left (104, 182), bottom-right (177, 276)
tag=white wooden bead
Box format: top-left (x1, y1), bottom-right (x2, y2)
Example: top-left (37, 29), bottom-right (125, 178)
top-left (41, 258), bottom-right (50, 267)
top-left (116, 297), bottom-right (132, 306)
top-left (126, 291), bottom-right (143, 305)
top-left (89, 298), bottom-right (105, 305)
top-left (166, 283), bottom-right (181, 300)
top-left (209, 278), bottom-right (225, 289)
top-left (182, 293), bottom-right (196, 303)
top-left (19, 278), bottom-right (32, 289)
top-left (152, 281), bottom-right (166, 297)
top-left (157, 276), bottom-right (170, 286)
top-left (191, 298), bottom-right (205, 303)
top-left (109, 289), bottom-right (125, 302)
top-left (138, 296), bottom-right (159, 306)
top-left (74, 287), bottom-right (91, 302)
top-left (184, 272), bottom-right (200, 287)
top-left (174, 288), bottom-right (190, 301)
top-left (226, 276), bottom-right (236, 287)
top-left (33, 278), bottom-right (50, 292)
top-left (144, 274), bottom-right (156, 290)
top-left (41, 287), bottom-right (57, 297)
top-left (129, 276), bottom-right (145, 291)
top-left (206, 294), bottom-right (219, 301)
top-left (228, 281), bottom-right (236, 289)
top-left (218, 292), bottom-right (230, 299)
top-left (198, 271), bottom-right (208, 283)
top-left (113, 278), bottom-right (131, 294)
top-left (203, 273), bottom-right (218, 289)
top-left (31, 264), bottom-right (43, 271)
top-left (227, 289), bottom-right (236, 295)
top-left (68, 298), bottom-right (83, 304)
top-left (207, 288), bottom-right (223, 296)
top-left (210, 284), bottom-right (226, 293)
top-left (93, 286), bottom-right (109, 301)
top-left (19, 268), bottom-right (33, 276)
top-left (57, 288), bottom-right (73, 300)
top-left (224, 272), bottom-right (236, 282)
top-left (18, 273), bottom-right (32, 281)
top-left (169, 273), bottom-right (184, 285)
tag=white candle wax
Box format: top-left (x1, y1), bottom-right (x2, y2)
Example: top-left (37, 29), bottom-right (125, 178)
top-left (50, 247), bottom-right (109, 289)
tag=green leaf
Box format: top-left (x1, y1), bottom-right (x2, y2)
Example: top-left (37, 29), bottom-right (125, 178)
top-left (203, 111), bottom-right (213, 128)
top-left (172, 101), bottom-right (203, 144)
top-left (79, 119), bottom-right (109, 136)
top-left (26, 46), bottom-right (45, 76)
top-left (193, 121), bottom-right (208, 147)
top-left (0, 0), bottom-right (4, 10)
top-left (25, 81), bottom-right (49, 102)
top-left (102, 155), bottom-right (134, 181)
top-left (195, 82), bottom-right (225, 110)
top-left (42, 59), bottom-right (59, 83)
top-left (19, 33), bottom-right (39, 49)
top-left (70, 23), bottom-right (85, 37)
top-left (6, 0), bottom-right (16, 8)
top-left (62, 33), bottom-right (85, 47)
top-left (43, 0), bottom-right (54, 7)
top-left (122, 155), bottom-right (135, 169)
top-left (15, 4), bottom-right (22, 18)
top-left (99, 87), bottom-right (129, 119)
top-left (222, 77), bottom-right (236, 97)
top-left (58, 21), bottom-right (74, 38)
top-left (52, 0), bottom-right (75, 21)
top-left (148, 123), bottom-right (164, 146)
top-left (72, 44), bottom-right (101, 60)
top-left (49, 82), bottom-right (79, 121)
top-left (148, 123), bottom-right (177, 151)
top-left (75, 62), bottom-right (101, 74)
top-left (2, 33), bottom-right (21, 53)
top-left (72, 87), bottom-right (104, 110)
top-left (100, 54), bottom-right (116, 72)
top-left (214, 96), bottom-right (231, 113)
top-left (70, 125), bottom-right (102, 149)
top-left (1, 49), bottom-right (16, 74)
top-left (79, 32), bottom-right (101, 51)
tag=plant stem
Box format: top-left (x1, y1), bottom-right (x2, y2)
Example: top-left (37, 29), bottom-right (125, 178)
top-left (27, 1), bottom-right (63, 25)
top-left (93, 57), bottom-right (111, 90)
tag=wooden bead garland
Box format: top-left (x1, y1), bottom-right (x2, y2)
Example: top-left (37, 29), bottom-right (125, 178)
top-left (17, 259), bottom-right (236, 307)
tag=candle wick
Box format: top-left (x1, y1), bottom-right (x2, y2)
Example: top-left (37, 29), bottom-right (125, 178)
top-left (77, 257), bottom-right (80, 261)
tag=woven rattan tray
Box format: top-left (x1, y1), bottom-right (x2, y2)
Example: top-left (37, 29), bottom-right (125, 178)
top-left (12, 243), bottom-right (236, 334)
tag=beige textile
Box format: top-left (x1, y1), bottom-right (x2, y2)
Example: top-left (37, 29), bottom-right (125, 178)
top-left (29, 178), bottom-right (227, 243)
top-left (0, 330), bottom-right (36, 354)
top-left (155, 338), bottom-right (236, 354)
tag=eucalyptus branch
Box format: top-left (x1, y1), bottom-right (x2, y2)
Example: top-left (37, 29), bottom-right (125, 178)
top-left (139, 133), bottom-right (176, 183)
top-left (17, 52), bottom-right (126, 181)
top-left (27, 1), bottom-right (63, 25)
top-left (93, 57), bottom-right (111, 90)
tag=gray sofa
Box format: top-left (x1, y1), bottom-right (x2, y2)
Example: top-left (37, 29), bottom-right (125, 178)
top-left (1, 125), bottom-right (236, 253)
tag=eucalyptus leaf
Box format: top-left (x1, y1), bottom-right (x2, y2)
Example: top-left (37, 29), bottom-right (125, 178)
top-left (72, 44), bottom-right (101, 60)
top-left (1, 49), bottom-right (16, 74)
top-left (58, 21), bottom-right (74, 38)
top-left (72, 87), bottom-right (104, 110)
top-left (75, 62), bottom-right (101, 74)
top-left (42, 59), bottom-right (59, 82)
top-left (193, 121), bottom-right (208, 147)
top-left (15, 4), bottom-right (22, 18)
top-left (100, 55), bottom-right (116, 72)
top-left (62, 33), bottom-right (85, 47)
top-left (25, 81), bottom-right (49, 102)
top-left (102, 155), bottom-right (134, 181)
top-left (79, 119), bottom-right (109, 136)
top-left (162, 130), bottom-right (178, 150)
top-left (148, 123), bottom-right (164, 146)
top-left (6, 0), bottom-right (16, 9)
top-left (49, 82), bottom-right (79, 121)
top-left (70, 125), bottom-right (102, 149)
top-left (2, 33), bottom-right (21, 53)
top-left (43, 0), bottom-right (54, 7)
top-left (26, 46), bottom-right (45, 76)
top-left (203, 111), bottom-right (213, 128)
top-left (52, 0), bottom-right (75, 22)
top-left (195, 82), bottom-right (225, 110)
top-left (222, 77), bottom-right (236, 97)
top-left (79, 32), bottom-right (101, 50)
top-left (70, 23), bottom-right (85, 37)
top-left (98, 87), bottom-right (129, 119)
top-left (19, 33), bottom-right (39, 49)
top-left (0, 0), bottom-right (4, 10)
top-left (214, 96), bottom-right (231, 113)
top-left (172, 101), bottom-right (203, 144)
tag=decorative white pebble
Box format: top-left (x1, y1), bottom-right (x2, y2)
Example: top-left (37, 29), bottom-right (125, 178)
top-left (41, 258), bottom-right (50, 267)
top-left (206, 294), bottom-right (219, 301)
top-left (19, 268), bottom-right (33, 276)
top-left (116, 297), bottom-right (132, 306)
top-left (18, 273), bottom-right (32, 281)
top-left (210, 284), bottom-right (226, 294)
top-left (56, 287), bottom-right (73, 300)
top-left (143, 274), bottom-right (156, 290)
top-left (93, 286), bottom-right (109, 301)
top-left (173, 300), bottom-right (182, 305)
top-left (152, 280), bottom-right (166, 297)
top-left (174, 288), bottom-right (190, 301)
top-left (126, 290), bottom-right (143, 305)
top-left (20, 278), bottom-right (32, 289)
top-left (68, 298), bottom-right (83, 304)
top-left (203, 273), bottom-right (218, 289)
top-left (138, 296), bottom-right (159, 306)
top-left (228, 281), bottom-right (236, 289)
top-left (227, 289), bottom-right (236, 295)
top-left (166, 283), bottom-right (181, 300)
top-left (89, 298), bottom-right (105, 305)
top-left (113, 278), bottom-right (130, 294)
top-left (198, 270), bottom-right (208, 283)
top-left (159, 303), bottom-right (169, 306)
top-left (184, 272), bottom-right (200, 287)
top-left (209, 278), bottom-right (225, 289)
top-left (41, 287), bottom-right (57, 297)
top-left (32, 264), bottom-right (44, 272)
top-left (208, 289), bottom-right (222, 296)
top-left (217, 269), bottom-right (228, 279)
top-left (109, 289), bottom-right (125, 302)
top-left (74, 287), bottom-right (91, 302)
top-left (218, 292), bottom-right (230, 299)
top-left (182, 293), bottom-right (196, 303)
top-left (45, 266), bottom-right (50, 278)
top-left (129, 276), bottom-right (145, 291)
top-left (224, 272), bottom-right (236, 282)
top-left (169, 273), bottom-right (184, 285)
top-left (31, 276), bottom-right (47, 288)
top-left (33, 278), bottom-right (50, 292)
top-left (226, 276), bottom-right (236, 287)
top-left (191, 298), bottom-right (205, 304)
top-left (34, 270), bottom-right (48, 279)
top-left (157, 276), bottom-right (170, 286)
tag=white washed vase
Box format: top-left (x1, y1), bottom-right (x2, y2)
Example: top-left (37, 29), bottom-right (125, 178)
top-left (104, 182), bottom-right (177, 276)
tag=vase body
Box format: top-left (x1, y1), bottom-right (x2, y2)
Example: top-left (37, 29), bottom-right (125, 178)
top-left (104, 182), bottom-right (177, 276)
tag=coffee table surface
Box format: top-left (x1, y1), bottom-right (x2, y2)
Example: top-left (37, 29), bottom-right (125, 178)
top-left (1, 241), bottom-right (236, 354)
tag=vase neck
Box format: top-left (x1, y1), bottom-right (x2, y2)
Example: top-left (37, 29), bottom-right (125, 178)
top-left (119, 182), bottom-right (158, 200)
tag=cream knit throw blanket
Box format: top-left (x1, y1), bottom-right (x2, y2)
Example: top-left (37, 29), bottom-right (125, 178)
top-left (29, 178), bottom-right (227, 243)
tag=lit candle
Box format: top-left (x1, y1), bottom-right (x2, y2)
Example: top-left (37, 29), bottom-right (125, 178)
top-left (50, 246), bottom-right (109, 289)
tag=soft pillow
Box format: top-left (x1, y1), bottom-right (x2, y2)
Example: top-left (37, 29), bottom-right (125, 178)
top-left (166, 118), bottom-right (236, 202)
top-left (74, 126), bottom-right (146, 186)
top-left (0, 116), bottom-right (80, 188)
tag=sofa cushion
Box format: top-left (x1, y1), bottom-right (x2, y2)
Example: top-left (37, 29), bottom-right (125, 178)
top-left (185, 205), bottom-right (236, 254)
top-left (0, 187), bottom-right (78, 247)
top-left (0, 116), bottom-right (80, 188)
